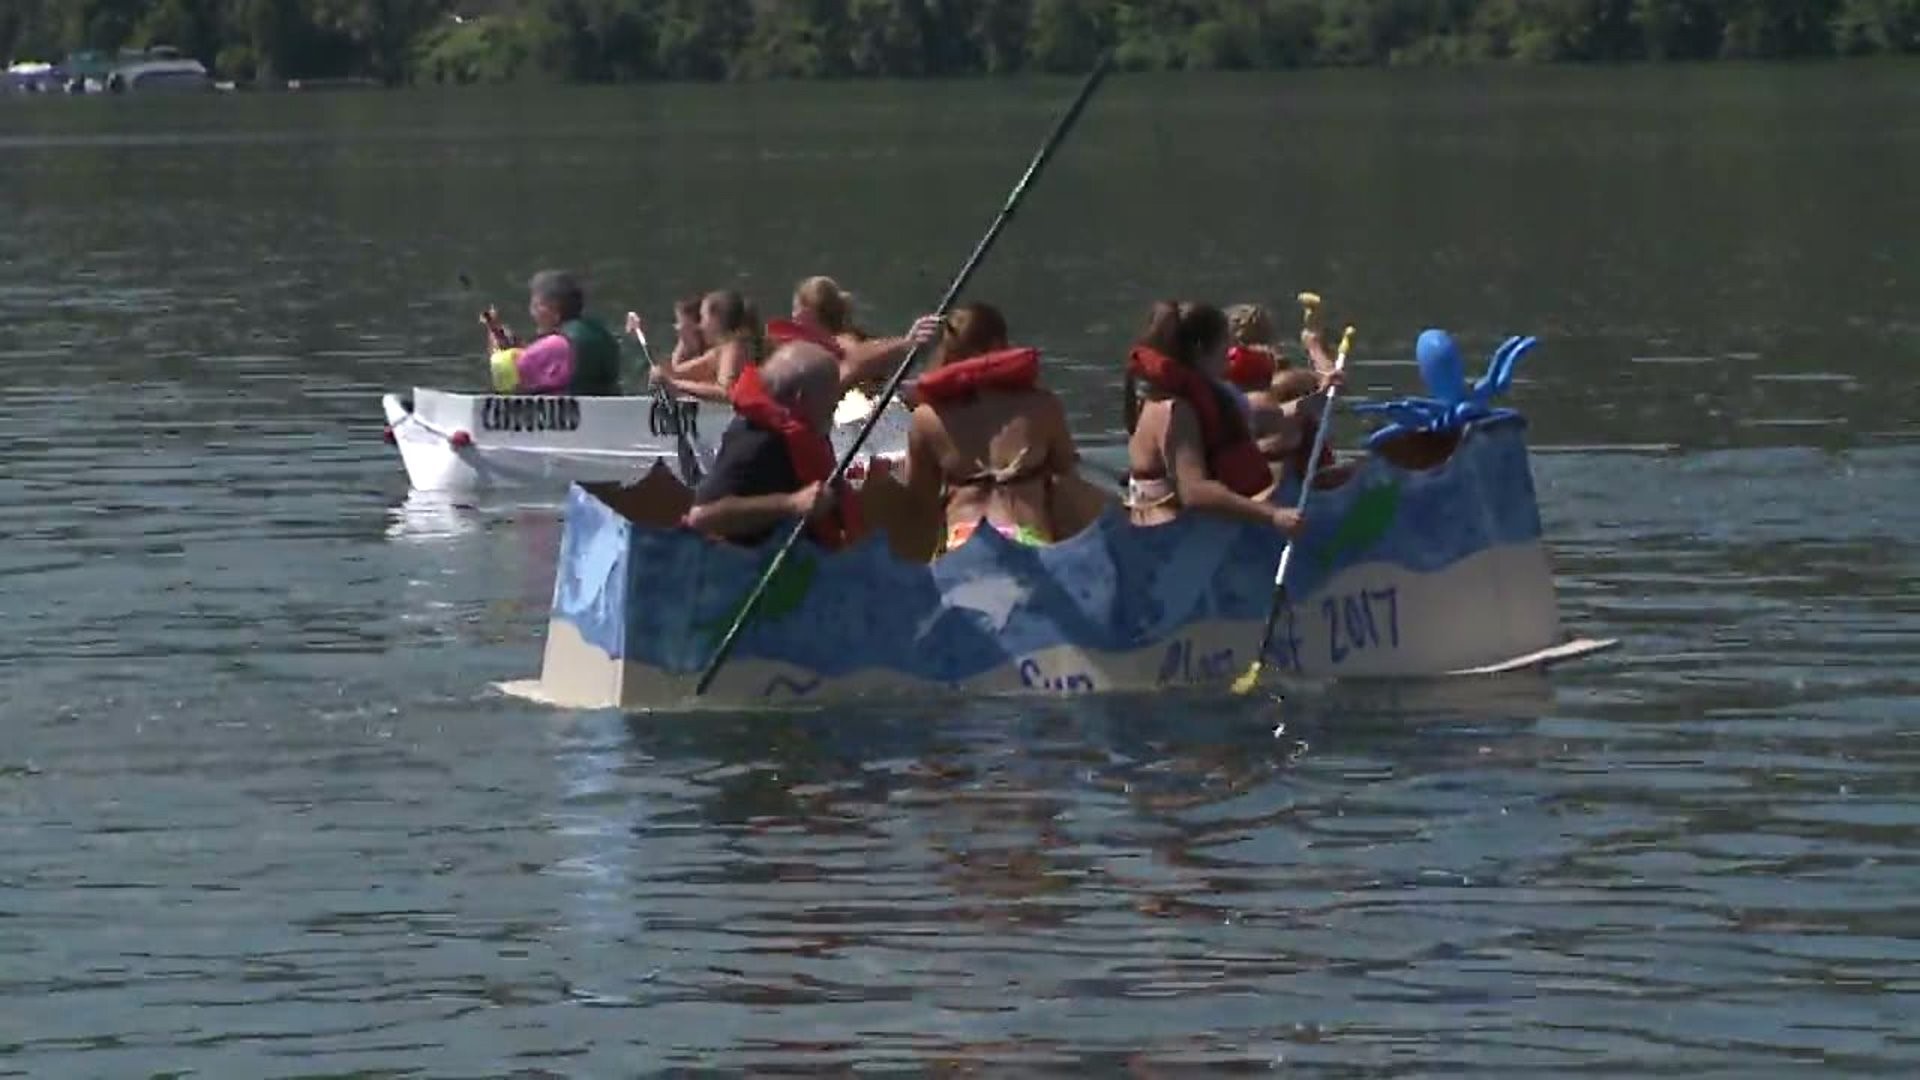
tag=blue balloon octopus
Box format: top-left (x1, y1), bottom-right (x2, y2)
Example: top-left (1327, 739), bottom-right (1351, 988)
top-left (1351, 329), bottom-right (1536, 450)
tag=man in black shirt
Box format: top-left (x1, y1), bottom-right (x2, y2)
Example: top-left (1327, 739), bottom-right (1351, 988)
top-left (686, 342), bottom-right (846, 546)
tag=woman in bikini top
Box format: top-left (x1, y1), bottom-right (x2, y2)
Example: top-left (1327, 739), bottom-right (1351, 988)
top-left (1124, 301), bottom-right (1305, 537)
top-left (904, 302), bottom-right (1078, 551)
top-left (656, 290), bottom-right (763, 403)
top-left (789, 275), bottom-right (943, 396)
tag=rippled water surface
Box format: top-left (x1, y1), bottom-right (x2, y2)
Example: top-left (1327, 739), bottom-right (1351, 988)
top-left (3, 67), bottom-right (1917, 1075)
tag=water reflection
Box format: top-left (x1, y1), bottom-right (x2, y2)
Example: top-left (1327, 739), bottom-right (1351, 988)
top-left (382, 491), bottom-right (487, 544)
top-left (532, 689), bottom-right (1610, 1067)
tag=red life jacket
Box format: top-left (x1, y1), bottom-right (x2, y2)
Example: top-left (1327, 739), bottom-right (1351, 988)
top-left (913, 346), bottom-right (1041, 405)
top-left (727, 364), bottom-right (864, 550)
top-left (1222, 346), bottom-right (1338, 479)
top-left (1224, 344), bottom-right (1277, 390)
top-left (1127, 345), bottom-right (1272, 499)
top-left (765, 318), bottom-right (847, 360)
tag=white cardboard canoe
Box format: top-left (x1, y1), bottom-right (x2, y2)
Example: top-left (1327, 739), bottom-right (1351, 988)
top-left (382, 387), bottom-right (909, 496)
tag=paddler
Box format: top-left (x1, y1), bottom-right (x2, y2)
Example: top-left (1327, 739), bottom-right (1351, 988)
top-left (772, 275), bottom-right (944, 395)
top-left (629, 294), bottom-right (711, 378)
top-left (685, 341), bottom-right (864, 550)
top-left (1226, 303), bottom-right (1324, 405)
top-left (483, 270), bottom-right (623, 396)
top-left (647, 290), bottom-right (763, 403)
top-left (1123, 301), bottom-right (1306, 534)
top-left (1225, 301), bottom-right (1344, 485)
top-left (904, 302), bottom-right (1079, 550)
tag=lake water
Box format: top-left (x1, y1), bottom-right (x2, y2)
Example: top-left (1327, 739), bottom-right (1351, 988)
top-left (2, 65), bottom-right (1917, 1075)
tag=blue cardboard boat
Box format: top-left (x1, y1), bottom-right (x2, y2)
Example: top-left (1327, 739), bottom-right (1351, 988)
top-left (501, 334), bottom-right (1616, 709)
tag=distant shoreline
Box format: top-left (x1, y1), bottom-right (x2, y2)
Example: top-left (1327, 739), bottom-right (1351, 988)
top-left (7, 1), bottom-right (1916, 92)
top-left (11, 55), bottom-right (1911, 100)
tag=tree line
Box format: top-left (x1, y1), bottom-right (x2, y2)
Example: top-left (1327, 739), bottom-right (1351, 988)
top-left (5, 1), bottom-right (1916, 86)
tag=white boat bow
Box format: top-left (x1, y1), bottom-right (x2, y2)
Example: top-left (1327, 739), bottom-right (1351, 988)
top-left (382, 387), bottom-right (911, 495)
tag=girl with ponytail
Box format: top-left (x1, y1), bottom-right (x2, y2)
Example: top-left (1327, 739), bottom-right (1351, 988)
top-left (659, 289), bottom-right (764, 403)
top-left (1123, 300), bottom-right (1305, 535)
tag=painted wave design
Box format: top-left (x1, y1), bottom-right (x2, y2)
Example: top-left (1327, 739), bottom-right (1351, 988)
top-left (555, 419), bottom-right (1545, 677)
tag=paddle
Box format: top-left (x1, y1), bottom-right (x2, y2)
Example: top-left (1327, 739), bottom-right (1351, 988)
top-left (1297, 291), bottom-right (1321, 344)
top-left (626, 312), bottom-right (705, 484)
top-left (465, 271), bottom-right (524, 352)
top-left (1229, 323), bottom-right (1356, 696)
top-left (692, 53), bottom-right (1114, 699)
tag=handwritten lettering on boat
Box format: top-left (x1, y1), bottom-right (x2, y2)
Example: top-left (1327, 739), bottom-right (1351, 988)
top-left (481, 395), bottom-right (582, 433)
top-left (1260, 586), bottom-right (1403, 673)
top-left (1322, 586), bottom-right (1401, 664)
top-left (1017, 657), bottom-right (1096, 693)
top-left (1157, 639), bottom-right (1237, 686)
top-left (761, 674), bottom-right (823, 699)
top-left (647, 399), bottom-right (700, 440)
top-left (998, 586), bottom-right (1406, 694)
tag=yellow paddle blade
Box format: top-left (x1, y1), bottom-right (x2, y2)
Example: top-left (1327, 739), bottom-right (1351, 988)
top-left (1229, 660), bottom-right (1264, 695)
top-left (1297, 292), bottom-right (1321, 330)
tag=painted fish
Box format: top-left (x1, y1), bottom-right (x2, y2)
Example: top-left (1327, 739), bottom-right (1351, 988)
top-left (693, 551), bottom-right (820, 646)
top-left (1315, 480), bottom-right (1402, 571)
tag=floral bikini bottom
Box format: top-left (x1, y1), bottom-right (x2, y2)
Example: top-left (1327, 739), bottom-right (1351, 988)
top-left (945, 519), bottom-right (1049, 551)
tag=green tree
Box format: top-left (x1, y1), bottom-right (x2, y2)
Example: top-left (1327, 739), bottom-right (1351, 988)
top-left (651, 0), bottom-right (749, 79)
top-left (583, 0), bottom-right (660, 81)
top-left (1634, 0), bottom-right (1725, 58)
top-left (737, 0), bottom-right (854, 79)
top-left (241, 0), bottom-right (311, 80)
top-left (1257, 0), bottom-right (1328, 66)
top-left (131, 0), bottom-right (222, 59)
top-left (325, 0), bottom-right (446, 80)
top-left (1028, 0), bottom-right (1110, 72)
top-left (1832, 0), bottom-right (1920, 53)
top-left (846, 0), bottom-right (933, 76)
top-left (1717, 0), bottom-right (1839, 57)
top-left (414, 12), bottom-right (532, 82)
top-left (67, 0), bottom-right (149, 50)
top-left (971, 0), bottom-right (1032, 72)
top-left (2, 0), bottom-right (60, 61)
top-left (1111, 0), bottom-right (1190, 71)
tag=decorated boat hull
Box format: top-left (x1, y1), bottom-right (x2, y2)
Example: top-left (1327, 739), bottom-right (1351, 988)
top-left (501, 416), bottom-right (1615, 709)
top-left (381, 387), bottom-right (910, 495)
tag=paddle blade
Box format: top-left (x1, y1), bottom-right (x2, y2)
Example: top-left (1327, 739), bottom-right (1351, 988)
top-left (1229, 660), bottom-right (1264, 695)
